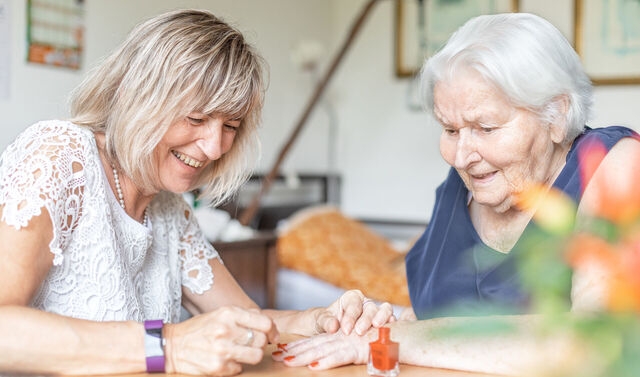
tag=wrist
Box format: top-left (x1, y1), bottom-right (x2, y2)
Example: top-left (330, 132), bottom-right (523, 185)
top-left (356, 327), bottom-right (379, 364)
top-left (143, 320), bottom-right (166, 373)
top-left (278, 308), bottom-right (322, 336)
top-left (162, 323), bottom-right (176, 374)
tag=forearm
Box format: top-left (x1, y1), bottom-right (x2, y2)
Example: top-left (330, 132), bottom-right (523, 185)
top-left (0, 305), bottom-right (145, 375)
top-left (389, 316), bottom-right (585, 376)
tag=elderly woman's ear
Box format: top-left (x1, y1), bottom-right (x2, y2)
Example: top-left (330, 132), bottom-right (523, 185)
top-left (547, 95), bottom-right (570, 144)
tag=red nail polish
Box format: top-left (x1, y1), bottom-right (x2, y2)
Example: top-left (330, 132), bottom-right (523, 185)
top-left (310, 362), bottom-right (319, 367)
top-left (272, 351), bottom-right (283, 356)
top-left (277, 343), bottom-right (288, 350)
top-left (367, 327), bottom-right (399, 376)
top-left (284, 356), bottom-right (295, 361)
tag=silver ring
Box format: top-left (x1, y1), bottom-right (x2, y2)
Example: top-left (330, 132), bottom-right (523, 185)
top-left (363, 298), bottom-right (376, 307)
top-left (242, 329), bottom-right (254, 346)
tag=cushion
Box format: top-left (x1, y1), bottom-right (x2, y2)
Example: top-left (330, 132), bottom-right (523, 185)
top-left (277, 206), bottom-right (411, 306)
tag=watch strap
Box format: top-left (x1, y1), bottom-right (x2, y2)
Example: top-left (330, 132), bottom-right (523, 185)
top-left (144, 320), bottom-right (165, 373)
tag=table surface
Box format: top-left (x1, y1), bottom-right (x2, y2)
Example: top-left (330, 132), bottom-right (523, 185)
top-left (104, 341), bottom-right (496, 377)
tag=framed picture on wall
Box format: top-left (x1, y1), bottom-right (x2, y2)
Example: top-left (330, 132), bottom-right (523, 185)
top-left (26, 0), bottom-right (84, 69)
top-left (395, 0), bottom-right (519, 78)
top-left (574, 0), bottom-right (640, 85)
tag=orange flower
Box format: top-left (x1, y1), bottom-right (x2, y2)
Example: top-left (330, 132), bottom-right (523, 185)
top-left (609, 233), bottom-right (640, 312)
top-left (578, 138), bottom-right (640, 225)
top-left (608, 249), bottom-right (640, 313)
top-left (516, 184), bottom-right (575, 235)
top-left (608, 277), bottom-right (640, 313)
top-left (577, 138), bottom-right (608, 196)
top-left (565, 233), bottom-right (617, 270)
top-left (567, 232), bottom-right (640, 313)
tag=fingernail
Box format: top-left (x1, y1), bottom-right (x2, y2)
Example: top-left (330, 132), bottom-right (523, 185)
top-left (272, 351), bottom-right (283, 356)
top-left (284, 356), bottom-right (295, 361)
top-left (310, 362), bottom-right (319, 367)
top-left (277, 343), bottom-right (288, 350)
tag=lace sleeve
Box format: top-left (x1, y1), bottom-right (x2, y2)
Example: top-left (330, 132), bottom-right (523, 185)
top-left (0, 121), bottom-right (88, 265)
top-left (177, 200), bottom-right (222, 295)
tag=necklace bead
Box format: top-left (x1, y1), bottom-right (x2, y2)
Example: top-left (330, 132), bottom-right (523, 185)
top-left (112, 165), bottom-right (148, 227)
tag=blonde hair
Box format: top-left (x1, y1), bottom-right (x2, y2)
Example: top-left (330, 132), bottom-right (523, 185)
top-left (70, 9), bottom-right (265, 206)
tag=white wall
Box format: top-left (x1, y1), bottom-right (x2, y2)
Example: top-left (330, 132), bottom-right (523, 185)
top-left (325, 0), bottom-right (447, 222)
top-left (1, 0), bottom-right (639, 223)
top-left (0, 0), bottom-right (334, 168)
top-left (520, 0), bottom-right (640, 130)
top-left (1, 0), bottom-right (83, 148)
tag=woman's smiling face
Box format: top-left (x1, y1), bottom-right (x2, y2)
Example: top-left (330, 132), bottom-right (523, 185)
top-left (434, 70), bottom-right (562, 213)
top-left (152, 113), bottom-right (240, 193)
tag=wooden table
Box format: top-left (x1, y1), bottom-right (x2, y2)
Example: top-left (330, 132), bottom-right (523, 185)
top-left (100, 341), bottom-right (496, 377)
top-left (240, 344), bottom-right (493, 377)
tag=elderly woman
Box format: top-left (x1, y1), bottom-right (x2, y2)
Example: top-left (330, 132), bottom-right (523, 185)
top-left (0, 9), bottom-right (393, 376)
top-left (274, 13), bottom-right (640, 374)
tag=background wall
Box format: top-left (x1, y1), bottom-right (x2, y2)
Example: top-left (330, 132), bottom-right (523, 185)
top-left (0, 0), bottom-right (335, 170)
top-left (327, 0), bottom-right (640, 221)
top-left (1, 0), bottom-right (639, 222)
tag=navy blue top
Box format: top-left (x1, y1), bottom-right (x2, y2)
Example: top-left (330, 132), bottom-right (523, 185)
top-left (406, 126), bottom-right (639, 320)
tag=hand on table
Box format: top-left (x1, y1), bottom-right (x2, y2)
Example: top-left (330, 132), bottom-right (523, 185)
top-left (272, 329), bottom-right (374, 370)
top-left (313, 289), bottom-right (396, 336)
top-left (165, 306), bottom-right (279, 376)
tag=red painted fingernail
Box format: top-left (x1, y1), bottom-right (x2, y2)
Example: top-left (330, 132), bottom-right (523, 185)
top-left (278, 343), bottom-right (288, 350)
top-left (310, 362), bottom-right (319, 367)
top-left (284, 356), bottom-right (295, 361)
top-left (272, 351), bottom-right (283, 356)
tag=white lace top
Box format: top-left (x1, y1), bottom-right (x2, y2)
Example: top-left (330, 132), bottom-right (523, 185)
top-left (0, 120), bottom-right (220, 323)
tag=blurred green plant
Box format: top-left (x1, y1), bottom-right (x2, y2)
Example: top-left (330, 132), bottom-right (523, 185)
top-left (513, 137), bottom-right (640, 377)
top-left (435, 137), bottom-right (640, 376)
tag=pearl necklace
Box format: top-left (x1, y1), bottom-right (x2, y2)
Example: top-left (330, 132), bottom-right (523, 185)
top-left (112, 166), bottom-right (149, 227)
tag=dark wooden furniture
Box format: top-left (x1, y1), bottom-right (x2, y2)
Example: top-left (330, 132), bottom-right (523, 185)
top-left (218, 173), bottom-right (341, 230)
top-left (212, 232), bottom-right (278, 309)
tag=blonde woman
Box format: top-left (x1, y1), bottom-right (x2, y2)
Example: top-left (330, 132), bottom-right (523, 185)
top-left (0, 10), bottom-right (393, 376)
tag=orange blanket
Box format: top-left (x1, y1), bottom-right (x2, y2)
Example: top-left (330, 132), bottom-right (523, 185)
top-left (277, 207), bottom-right (411, 306)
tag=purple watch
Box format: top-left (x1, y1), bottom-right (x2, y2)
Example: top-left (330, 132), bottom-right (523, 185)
top-left (143, 320), bottom-right (165, 373)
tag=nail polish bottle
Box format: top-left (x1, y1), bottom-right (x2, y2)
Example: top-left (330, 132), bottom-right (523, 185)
top-left (367, 327), bottom-right (399, 377)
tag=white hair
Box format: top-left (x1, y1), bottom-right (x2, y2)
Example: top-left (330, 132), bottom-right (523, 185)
top-left (69, 9), bottom-right (265, 206)
top-left (421, 13), bottom-right (593, 144)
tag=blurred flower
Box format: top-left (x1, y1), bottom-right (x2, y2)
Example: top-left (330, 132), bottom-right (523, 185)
top-left (565, 233), bottom-right (617, 270)
top-left (608, 232), bottom-right (640, 313)
top-left (577, 138), bottom-right (608, 195)
top-left (566, 230), bottom-right (640, 314)
top-left (516, 184), bottom-right (576, 235)
top-left (578, 138), bottom-right (640, 225)
top-left (459, 135), bottom-right (640, 375)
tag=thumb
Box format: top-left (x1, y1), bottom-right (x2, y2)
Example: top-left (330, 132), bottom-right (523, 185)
top-left (315, 310), bottom-right (340, 334)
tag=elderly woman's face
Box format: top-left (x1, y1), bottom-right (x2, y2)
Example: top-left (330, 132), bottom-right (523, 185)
top-left (434, 70), bottom-right (560, 213)
top-left (153, 113), bottom-right (240, 193)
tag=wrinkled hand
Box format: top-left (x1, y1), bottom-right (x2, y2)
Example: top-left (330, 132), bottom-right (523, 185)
top-left (273, 329), bottom-right (374, 370)
top-left (314, 290), bottom-right (395, 336)
top-left (164, 306), bottom-right (279, 376)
